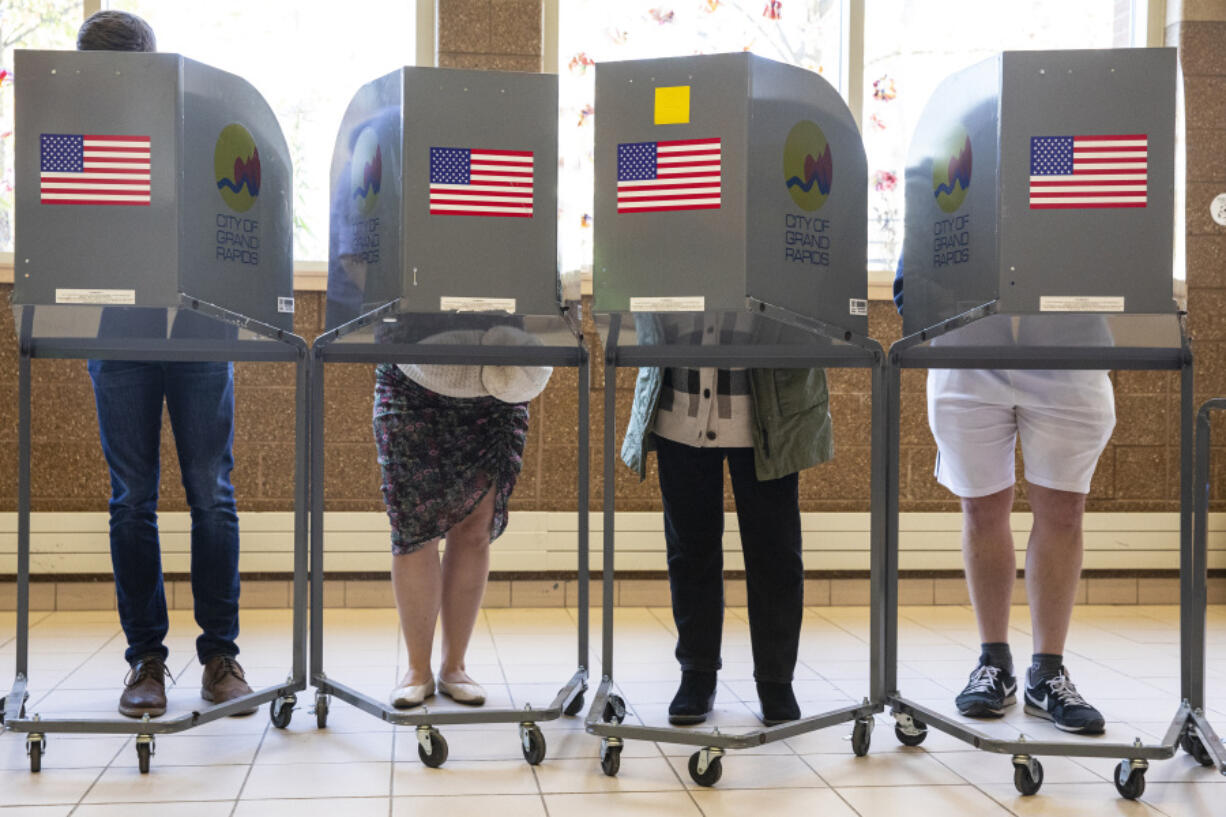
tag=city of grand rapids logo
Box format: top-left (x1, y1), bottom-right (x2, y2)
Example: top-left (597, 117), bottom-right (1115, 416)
top-left (351, 126), bottom-right (382, 217)
top-left (214, 123), bottom-right (260, 212)
top-left (782, 120), bottom-right (832, 212)
top-left (933, 126), bottom-right (972, 213)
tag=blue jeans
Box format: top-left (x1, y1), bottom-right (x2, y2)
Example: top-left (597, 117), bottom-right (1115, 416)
top-left (654, 435), bottom-right (803, 684)
top-left (87, 360), bottom-right (241, 665)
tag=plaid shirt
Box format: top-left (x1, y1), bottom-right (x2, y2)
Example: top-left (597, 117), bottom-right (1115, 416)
top-left (652, 312), bottom-right (755, 448)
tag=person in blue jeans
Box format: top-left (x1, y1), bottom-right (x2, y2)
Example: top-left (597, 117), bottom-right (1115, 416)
top-left (79, 10), bottom-right (256, 718)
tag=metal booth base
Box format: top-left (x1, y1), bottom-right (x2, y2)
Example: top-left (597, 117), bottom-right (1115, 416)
top-left (1, 299), bottom-right (311, 775)
top-left (879, 329), bottom-right (1225, 800)
top-left (587, 308), bottom-right (888, 787)
top-left (307, 302), bottom-right (591, 768)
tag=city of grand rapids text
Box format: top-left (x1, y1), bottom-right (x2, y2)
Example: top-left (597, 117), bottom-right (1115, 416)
top-left (784, 214), bottom-right (831, 266)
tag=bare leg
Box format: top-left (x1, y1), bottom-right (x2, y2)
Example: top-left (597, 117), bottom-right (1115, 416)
top-left (1024, 484), bottom-right (1086, 656)
top-left (962, 486), bottom-right (1017, 644)
top-left (439, 487), bottom-right (496, 684)
top-left (391, 538), bottom-right (442, 687)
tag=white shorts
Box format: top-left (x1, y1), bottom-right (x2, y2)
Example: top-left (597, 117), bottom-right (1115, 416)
top-left (927, 368), bottom-right (1115, 498)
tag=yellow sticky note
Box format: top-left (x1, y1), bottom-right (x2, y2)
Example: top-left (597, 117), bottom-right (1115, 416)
top-left (654, 86), bottom-right (690, 125)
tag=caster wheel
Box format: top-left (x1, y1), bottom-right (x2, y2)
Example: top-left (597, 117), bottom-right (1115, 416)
top-left (314, 694), bottom-right (329, 730)
top-left (602, 695), bottom-right (626, 725)
top-left (564, 689), bottom-right (587, 717)
top-left (136, 741), bottom-right (152, 774)
top-left (1181, 732), bottom-right (1214, 767)
top-left (895, 718), bottom-right (928, 747)
top-left (26, 736), bottom-right (43, 774)
top-left (418, 728), bottom-right (449, 768)
top-left (521, 723), bottom-right (547, 766)
top-left (599, 740), bottom-right (622, 777)
top-left (270, 695), bottom-right (294, 729)
top-left (1114, 762), bottom-right (1146, 800)
top-left (688, 751), bottom-right (723, 787)
top-left (851, 719), bottom-right (872, 757)
top-left (1013, 760), bottom-right (1044, 796)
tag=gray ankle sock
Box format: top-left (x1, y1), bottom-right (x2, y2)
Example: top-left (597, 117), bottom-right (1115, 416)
top-left (1030, 653), bottom-right (1063, 683)
top-left (980, 642), bottom-right (1013, 675)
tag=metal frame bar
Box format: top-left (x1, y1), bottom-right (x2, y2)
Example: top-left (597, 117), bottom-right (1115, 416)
top-left (3, 303), bottom-right (310, 742)
top-left (307, 310), bottom-right (590, 736)
top-left (585, 310), bottom-right (885, 755)
top-left (881, 329), bottom-right (1226, 777)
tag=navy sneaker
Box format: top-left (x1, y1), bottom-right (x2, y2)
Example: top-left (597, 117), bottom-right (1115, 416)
top-left (955, 660), bottom-right (1017, 718)
top-left (1023, 666), bottom-right (1105, 734)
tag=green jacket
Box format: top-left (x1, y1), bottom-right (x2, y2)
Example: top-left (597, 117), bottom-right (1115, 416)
top-left (619, 317), bottom-right (834, 482)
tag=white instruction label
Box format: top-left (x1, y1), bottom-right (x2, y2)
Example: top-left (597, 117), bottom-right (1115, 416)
top-left (277, 296), bottom-right (295, 314)
top-left (55, 288), bottom-right (136, 305)
top-left (440, 296), bottom-right (517, 313)
top-left (849, 298), bottom-right (868, 316)
top-left (629, 296), bottom-right (705, 312)
top-left (1040, 296), bottom-right (1125, 313)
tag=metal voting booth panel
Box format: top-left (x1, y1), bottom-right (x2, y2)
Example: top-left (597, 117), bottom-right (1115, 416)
top-left (588, 53), bottom-right (885, 787)
top-left (2, 50), bottom-right (307, 774)
top-left (884, 48), bottom-right (1222, 798)
top-left (311, 67), bottom-right (588, 767)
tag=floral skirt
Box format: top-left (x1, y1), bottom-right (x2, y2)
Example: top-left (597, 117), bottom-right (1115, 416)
top-left (372, 363), bottom-right (528, 554)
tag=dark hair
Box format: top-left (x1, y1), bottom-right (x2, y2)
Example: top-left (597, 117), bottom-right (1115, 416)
top-left (77, 11), bottom-right (156, 53)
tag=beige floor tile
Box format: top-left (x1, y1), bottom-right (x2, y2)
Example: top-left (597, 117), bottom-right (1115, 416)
top-left (83, 763), bottom-right (248, 804)
top-left (1137, 782), bottom-right (1226, 817)
top-left (0, 735), bottom-right (126, 771)
top-left (74, 803), bottom-right (235, 817)
top-left (233, 797), bottom-right (390, 817)
top-left (933, 751), bottom-right (1108, 786)
top-left (0, 807), bottom-right (73, 817)
top-left (390, 759), bottom-right (539, 796)
top-left (392, 794), bottom-right (547, 817)
top-left (838, 784), bottom-right (1015, 816)
top-left (691, 787), bottom-right (859, 817)
top-left (805, 751), bottom-right (966, 787)
top-left (241, 760), bottom-right (391, 800)
top-left (983, 782), bottom-right (1166, 815)
top-left (139, 732), bottom-right (264, 767)
top-left (0, 768), bottom-right (103, 807)
top-left (542, 792), bottom-right (701, 817)
top-left (255, 729), bottom-right (393, 765)
top-left (392, 725), bottom-right (539, 763)
top-left (532, 756), bottom-right (684, 794)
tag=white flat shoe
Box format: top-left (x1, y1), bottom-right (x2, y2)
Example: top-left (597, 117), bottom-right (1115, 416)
top-left (389, 677), bottom-right (435, 709)
top-left (437, 678), bottom-right (486, 706)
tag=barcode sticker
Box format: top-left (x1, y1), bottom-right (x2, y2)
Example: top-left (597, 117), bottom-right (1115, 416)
top-left (277, 297), bottom-right (295, 314)
top-left (849, 298), bottom-right (868, 316)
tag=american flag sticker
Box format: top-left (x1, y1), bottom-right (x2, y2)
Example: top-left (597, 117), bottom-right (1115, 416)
top-left (617, 138), bottom-right (721, 213)
top-left (40, 134), bottom-right (151, 206)
top-left (429, 147), bottom-right (534, 217)
top-left (1029, 134), bottom-right (1147, 209)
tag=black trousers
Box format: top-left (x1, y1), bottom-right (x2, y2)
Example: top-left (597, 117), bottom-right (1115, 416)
top-left (654, 435), bottom-right (804, 684)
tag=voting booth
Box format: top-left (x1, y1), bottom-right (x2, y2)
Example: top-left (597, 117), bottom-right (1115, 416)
top-left (593, 51), bottom-right (868, 339)
top-left (13, 50), bottom-right (293, 332)
top-left (586, 53), bottom-right (884, 787)
top-left (310, 67), bottom-right (588, 766)
top-left (3, 50), bottom-right (306, 774)
top-left (900, 48), bottom-right (1179, 343)
top-left (882, 49), bottom-right (1218, 800)
top-left (325, 66), bottom-right (560, 329)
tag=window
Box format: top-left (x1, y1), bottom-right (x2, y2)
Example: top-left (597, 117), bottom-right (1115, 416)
top-left (555, 0), bottom-right (1154, 282)
top-left (861, 0), bottom-right (1128, 271)
top-left (557, 0), bottom-right (845, 280)
top-left (0, 1), bottom-right (80, 253)
top-left (104, 0), bottom-right (422, 262)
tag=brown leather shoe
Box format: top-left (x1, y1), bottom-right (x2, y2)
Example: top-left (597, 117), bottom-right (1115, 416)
top-left (201, 655), bottom-right (258, 715)
top-left (119, 655), bottom-right (169, 718)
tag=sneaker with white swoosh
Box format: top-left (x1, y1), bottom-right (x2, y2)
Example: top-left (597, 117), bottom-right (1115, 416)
top-left (1023, 666), bottom-right (1105, 734)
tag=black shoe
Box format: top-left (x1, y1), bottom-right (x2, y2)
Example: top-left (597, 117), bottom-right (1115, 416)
top-left (955, 660), bottom-right (1017, 718)
top-left (669, 670), bottom-right (717, 725)
top-left (757, 681), bottom-right (800, 726)
top-left (1024, 666), bottom-right (1105, 734)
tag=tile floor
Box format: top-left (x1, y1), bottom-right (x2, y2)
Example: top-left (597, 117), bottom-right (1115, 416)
top-left (1, 604), bottom-right (1224, 816)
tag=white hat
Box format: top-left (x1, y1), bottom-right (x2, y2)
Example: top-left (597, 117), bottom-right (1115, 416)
top-left (480, 325), bottom-right (553, 403)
